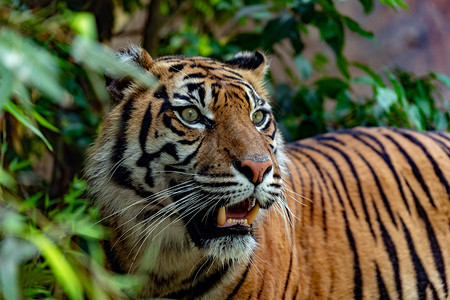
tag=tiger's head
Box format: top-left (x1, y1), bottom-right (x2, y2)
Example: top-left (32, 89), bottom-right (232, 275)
top-left (86, 46), bottom-right (287, 268)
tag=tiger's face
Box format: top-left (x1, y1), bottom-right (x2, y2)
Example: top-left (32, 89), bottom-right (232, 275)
top-left (87, 47), bottom-right (287, 266)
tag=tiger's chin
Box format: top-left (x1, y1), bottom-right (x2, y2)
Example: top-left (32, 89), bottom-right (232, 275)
top-left (203, 235), bottom-right (257, 263)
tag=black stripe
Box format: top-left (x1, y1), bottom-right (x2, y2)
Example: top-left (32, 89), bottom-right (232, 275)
top-left (383, 133), bottom-right (436, 207)
top-left (103, 240), bottom-right (126, 274)
top-left (283, 157), bottom-right (303, 221)
top-left (375, 263), bottom-right (390, 300)
top-left (197, 172), bottom-right (234, 178)
top-left (350, 130), bottom-right (411, 215)
top-left (400, 217), bottom-right (438, 299)
top-left (211, 85), bottom-right (221, 107)
top-left (342, 210), bottom-right (362, 300)
top-left (373, 201), bottom-right (403, 299)
top-left (356, 151), bottom-right (398, 227)
top-left (290, 142), bottom-right (358, 217)
top-left (178, 137), bottom-right (201, 145)
top-left (183, 72), bottom-right (207, 80)
top-left (196, 181), bottom-right (240, 188)
top-left (437, 131), bottom-right (450, 142)
top-left (321, 141), bottom-right (376, 239)
top-left (168, 63), bottom-right (185, 73)
top-left (256, 277), bottom-right (265, 298)
top-left (287, 148), bottom-right (337, 212)
top-left (223, 74), bottom-right (245, 82)
top-left (242, 91), bottom-right (252, 108)
top-left (155, 85), bottom-right (171, 116)
top-left (139, 102), bottom-right (152, 151)
top-left (226, 263), bottom-right (251, 300)
top-left (293, 285), bottom-right (299, 300)
top-left (216, 67), bottom-right (244, 79)
top-left (111, 99), bottom-right (134, 188)
top-left (228, 83), bottom-right (245, 93)
top-left (395, 128), bottom-right (450, 198)
top-left (315, 135), bottom-right (346, 146)
top-left (111, 99), bottom-right (133, 164)
top-left (166, 265), bottom-right (230, 299)
top-left (287, 150), bottom-right (338, 236)
top-left (137, 101), bottom-right (155, 188)
top-left (195, 85), bottom-right (206, 107)
top-left (266, 119), bottom-right (277, 141)
top-left (405, 179), bottom-right (448, 296)
top-left (174, 139), bottom-right (204, 167)
top-left (158, 143), bottom-right (179, 160)
top-left (173, 93), bottom-right (193, 102)
top-left (162, 114), bottom-right (186, 136)
top-left (424, 132), bottom-right (450, 155)
top-left (281, 250), bottom-right (294, 299)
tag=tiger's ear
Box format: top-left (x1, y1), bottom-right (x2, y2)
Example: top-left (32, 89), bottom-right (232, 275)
top-left (225, 51), bottom-right (269, 80)
top-left (106, 46), bottom-right (154, 105)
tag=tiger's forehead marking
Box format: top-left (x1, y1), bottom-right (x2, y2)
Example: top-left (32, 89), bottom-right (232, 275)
top-left (158, 58), bottom-right (268, 117)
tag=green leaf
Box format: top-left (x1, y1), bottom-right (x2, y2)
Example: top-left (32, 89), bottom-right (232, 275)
top-left (434, 111), bottom-right (449, 130)
top-left (0, 29), bottom-right (65, 101)
top-left (289, 30), bottom-right (304, 54)
top-left (70, 12), bottom-right (98, 40)
top-left (234, 4), bottom-right (270, 20)
top-left (8, 158), bottom-right (31, 172)
top-left (405, 105), bottom-right (423, 130)
top-left (350, 76), bottom-right (379, 86)
top-left (261, 14), bottom-right (296, 50)
top-left (0, 167), bottom-right (15, 189)
top-left (4, 101), bottom-right (53, 151)
top-left (385, 68), bottom-right (407, 105)
top-left (337, 55), bottom-right (350, 79)
top-left (343, 16), bottom-right (374, 39)
top-left (31, 111), bottom-right (60, 133)
top-left (358, 0), bottom-right (374, 14)
top-left (0, 237), bottom-right (37, 300)
top-left (433, 73), bottom-right (450, 89)
top-left (71, 36), bottom-right (156, 89)
top-left (314, 15), bottom-right (345, 56)
top-left (315, 77), bottom-right (349, 98)
top-left (0, 67), bottom-right (13, 111)
top-left (352, 62), bottom-right (385, 86)
top-left (294, 55), bottom-right (313, 79)
top-left (27, 233), bottom-right (83, 300)
top-left (375, 87), bottom-right (397, 111)
top-left (379, 0), bottom-right (408, 10)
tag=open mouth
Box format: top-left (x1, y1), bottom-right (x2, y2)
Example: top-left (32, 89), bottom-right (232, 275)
top-left (216, 198), bottom-right (260, 227)
top-left (184, 197), bottom-right (261, 247)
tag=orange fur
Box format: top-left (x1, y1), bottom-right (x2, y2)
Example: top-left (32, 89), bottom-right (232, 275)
top-left (86, 48), bottom-right (450, 299)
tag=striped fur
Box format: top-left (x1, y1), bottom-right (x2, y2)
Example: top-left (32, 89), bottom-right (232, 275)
top-left (86, 47), bottom-right (450, 299)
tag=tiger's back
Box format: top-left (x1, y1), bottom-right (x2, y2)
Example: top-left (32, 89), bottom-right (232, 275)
top-left (86, 47), bottom-right (450, 299)
top-left (236, 127), bottom-right (450, 299)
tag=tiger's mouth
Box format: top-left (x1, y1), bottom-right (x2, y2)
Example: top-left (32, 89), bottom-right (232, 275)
top-left (216, 198), bottom-right (260, 227)
top-left (184, 197), bottom-right (260, 247)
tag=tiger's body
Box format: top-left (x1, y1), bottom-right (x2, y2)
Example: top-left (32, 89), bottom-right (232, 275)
top-left (86, 47), bottom-right (450, 299)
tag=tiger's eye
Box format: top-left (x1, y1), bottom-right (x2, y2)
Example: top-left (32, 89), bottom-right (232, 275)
top-left (181, 107), bottom-right (199, 122)
top-left (252, 110), bottom-right (265, 125)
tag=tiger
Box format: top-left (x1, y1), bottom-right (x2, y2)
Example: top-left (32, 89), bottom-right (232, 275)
top-left (85, 46), bottom-right (450, 299)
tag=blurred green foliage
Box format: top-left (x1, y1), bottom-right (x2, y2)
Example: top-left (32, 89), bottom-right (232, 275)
top-left (0, 0), bottom-right (449, 299)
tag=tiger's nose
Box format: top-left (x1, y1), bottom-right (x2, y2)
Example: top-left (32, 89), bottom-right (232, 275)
top-left (236, 159), bottom-right (273, 185)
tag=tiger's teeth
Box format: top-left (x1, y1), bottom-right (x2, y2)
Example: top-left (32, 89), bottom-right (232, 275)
top-left (246, 202), bottom-right (260, 225)
top-left (217, 206), bottom-right (226, 226)
top-left (250, 198), bottom-right (256, 210)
